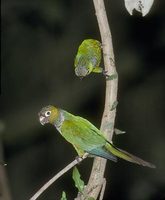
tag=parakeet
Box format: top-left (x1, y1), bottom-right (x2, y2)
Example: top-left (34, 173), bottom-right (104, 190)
top-left (38, 105), bottom-right (155, 168)
top-left (74, 39), bottom-right (105, 78)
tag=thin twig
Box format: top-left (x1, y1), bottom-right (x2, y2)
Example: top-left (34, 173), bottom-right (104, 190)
top-left (99, 178), bottom-right (106, 200)
top-left (29, 153), bottom-right (88, 200)
top-left (78, 0), bottom-right (118, 199)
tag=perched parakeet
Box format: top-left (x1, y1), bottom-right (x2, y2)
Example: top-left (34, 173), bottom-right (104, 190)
top-left (74, 39), bottom-right (105, 78)
top-left (38, 105), bottom-right (155, 168)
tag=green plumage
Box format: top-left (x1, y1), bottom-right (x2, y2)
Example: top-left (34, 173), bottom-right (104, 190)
top-left (74, 39), bottom-right (103, 78)
top-left (39, 105), bottom-right (155, 168)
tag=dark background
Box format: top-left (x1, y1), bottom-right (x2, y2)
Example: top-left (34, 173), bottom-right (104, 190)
top-left (1, 0), bottom-right (165, 200)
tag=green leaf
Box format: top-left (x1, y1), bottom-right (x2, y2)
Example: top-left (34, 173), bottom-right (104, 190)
top-left (114, 128), bottom-right (126, 135)
top-left (110, 101), bottom-right (118, 111)
top-left (106, 73), bottom-right (118, 80)
top-left (72, 166), bottom-right (84, 192)
top-left (60, 191), bottom-right (67, 200)
top-left (87, 198), bottom-right (95, 200)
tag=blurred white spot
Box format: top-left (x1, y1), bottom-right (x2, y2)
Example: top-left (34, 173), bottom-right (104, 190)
top-left (124, 0), bottom-right (154, 16)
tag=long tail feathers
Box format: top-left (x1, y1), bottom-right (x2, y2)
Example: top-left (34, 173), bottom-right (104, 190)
top-left (105, 143), bottom-right (156, 168)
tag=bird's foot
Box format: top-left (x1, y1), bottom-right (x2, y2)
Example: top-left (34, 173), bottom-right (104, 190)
top-left (102, 69), bottom-right (108, 76)
top-left (75, 156), bottom-right (83, 164)
top-left (75, 153), bottom-right (89, 163)
top-left (102, 70), bottom-right (110, 79)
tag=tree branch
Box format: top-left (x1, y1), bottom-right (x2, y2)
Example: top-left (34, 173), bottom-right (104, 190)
top-left (29, 153), bottom-right (88, 200)
top-left (79, 0), bottom-right (118, 199)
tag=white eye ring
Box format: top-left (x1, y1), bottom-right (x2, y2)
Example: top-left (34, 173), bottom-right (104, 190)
top-left (45, 111), bottom-right (51, 117)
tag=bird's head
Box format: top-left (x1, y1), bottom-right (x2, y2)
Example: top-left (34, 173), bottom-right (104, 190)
top-left (75, 66), bottom-right (90, 79)
top-left (38, 105), bottom-right (59, 125)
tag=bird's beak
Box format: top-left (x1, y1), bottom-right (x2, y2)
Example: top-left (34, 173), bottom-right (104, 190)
top-left (39, 115), bottom-right (46, 125)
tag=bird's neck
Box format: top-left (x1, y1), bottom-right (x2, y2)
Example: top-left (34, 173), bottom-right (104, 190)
top-left (53, 109), bottom-right (65, 131)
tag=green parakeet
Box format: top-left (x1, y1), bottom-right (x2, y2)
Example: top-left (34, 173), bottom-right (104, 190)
top-left (38, 105), bottom-right (155, 168)
top-left (74, 39), bottom-right (105, 78)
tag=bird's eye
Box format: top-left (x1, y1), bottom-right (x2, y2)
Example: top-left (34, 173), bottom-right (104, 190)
top-left (45, 111), bottom-right (51, 117)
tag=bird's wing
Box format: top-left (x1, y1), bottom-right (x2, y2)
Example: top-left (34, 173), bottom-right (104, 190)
top-left (60, 116), bottom-right (117, 162)
top-left (75, 54), bottom-right (89, 67)
top-left (88, 146), bottom-right (117, 162)
top-left (60, 116), bottom-right (106, 152)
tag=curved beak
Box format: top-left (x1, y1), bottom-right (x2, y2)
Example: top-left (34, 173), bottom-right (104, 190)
top-left (39, 115), bottom-right (46, 125)
top-left (38, 111), bottom-right (47, 125)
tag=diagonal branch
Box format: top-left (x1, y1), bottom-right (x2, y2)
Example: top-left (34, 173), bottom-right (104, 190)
top-left (29, 153), bottom-right (88, 200)
top-left (79, 0), bottom-right (118, 199)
